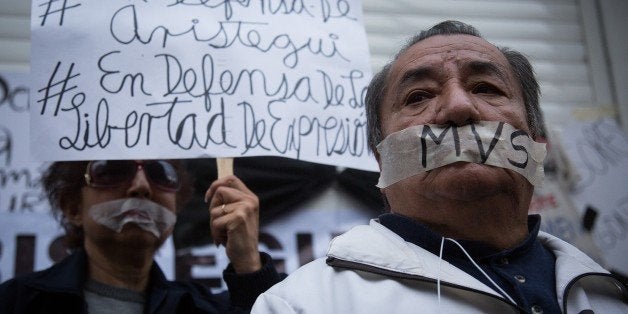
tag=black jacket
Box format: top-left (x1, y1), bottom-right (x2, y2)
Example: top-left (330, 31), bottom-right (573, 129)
top-left (0, 248), bottom-right (281, 313)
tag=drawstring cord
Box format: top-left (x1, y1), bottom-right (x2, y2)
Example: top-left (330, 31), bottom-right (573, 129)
top-left (436, 237), bottom-right (516, 308)
top-left (437, 237), bottom-right (445, 313)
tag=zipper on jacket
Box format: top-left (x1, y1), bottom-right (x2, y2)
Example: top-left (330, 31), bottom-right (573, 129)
top-left (561, 272), bottom-right (628, 312)
top-left (326, 256), bottom-right (527, 313)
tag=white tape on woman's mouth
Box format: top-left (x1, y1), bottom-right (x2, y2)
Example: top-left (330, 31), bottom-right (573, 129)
top-left (88, 198), bottom-right (177, 238)
top-left (376, 121), bottom-right (546, 188)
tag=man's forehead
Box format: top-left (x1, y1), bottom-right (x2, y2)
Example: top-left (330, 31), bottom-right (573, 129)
top-left (392, 34), bottom-right (509, 75)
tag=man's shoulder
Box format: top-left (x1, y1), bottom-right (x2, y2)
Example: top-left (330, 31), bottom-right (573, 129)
top-left (273, 257), bottom-right (331, 285)
top-left (261, 223), bottom-right (381, 292)
top-left (263, 220), bottom-right (422, 292)
top-left (327, 219), bottom-right (417, 261)
top-left (252, 257), bottom-right (331, 310)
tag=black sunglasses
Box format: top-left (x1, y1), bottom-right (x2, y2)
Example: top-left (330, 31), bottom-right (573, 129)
top-left (84, 160), bottom-right (180, 192)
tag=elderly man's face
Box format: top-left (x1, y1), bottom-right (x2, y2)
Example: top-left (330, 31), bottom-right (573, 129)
top-left (379, 34), bottom-right (533, 205)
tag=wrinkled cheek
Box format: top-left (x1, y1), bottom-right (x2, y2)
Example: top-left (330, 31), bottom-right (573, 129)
top-left (382, 174), bottom-right (427, 202)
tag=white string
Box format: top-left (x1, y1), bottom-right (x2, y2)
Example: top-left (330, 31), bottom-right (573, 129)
top-left (444, 237), bottom-right (516, 304)
top-left (437, 236), bottom-right (445, 312)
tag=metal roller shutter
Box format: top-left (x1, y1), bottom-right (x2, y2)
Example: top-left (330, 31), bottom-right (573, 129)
top-left (362, 0), bottom-right (606, 128)
top-left (0, 0), bottom-right (613, 128)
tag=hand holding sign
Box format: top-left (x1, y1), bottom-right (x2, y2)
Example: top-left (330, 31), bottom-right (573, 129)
top-left (205, 171), bottom-right (262, 274)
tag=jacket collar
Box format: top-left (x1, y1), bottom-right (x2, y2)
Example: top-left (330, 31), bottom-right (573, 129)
top-left (537, 231), bottom-right (611, 310)
top-left (327, 219), bottom-right (618, 311)
top-left (326, 219), bottom-right (505, 299)
top-left (25, 248), bottom-right (89, 295)
top-left (146, 259), bottom-right (171, 312)
top-left (24, 248), bottom-right (169, 296)
top-left (378, 213), bottom-right (543, 261)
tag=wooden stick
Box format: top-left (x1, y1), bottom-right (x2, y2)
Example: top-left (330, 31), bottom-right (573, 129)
top-left (213, 158), bottom-right (234, 246)
top-left (216, 157), bottom-right (234, 178)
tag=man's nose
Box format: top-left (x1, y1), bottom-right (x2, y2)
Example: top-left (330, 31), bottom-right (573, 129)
top-left (434, 83), bottom-right (481, 125)
top-left (127, 167), bottom-right (152, 198)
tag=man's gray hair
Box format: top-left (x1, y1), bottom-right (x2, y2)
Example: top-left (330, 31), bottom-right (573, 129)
top-left (365, 20), bottom-right (545, 153)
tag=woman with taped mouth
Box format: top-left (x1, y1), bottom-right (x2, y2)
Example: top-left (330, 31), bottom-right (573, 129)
top-left (0, 159), bottom-right (282, 313)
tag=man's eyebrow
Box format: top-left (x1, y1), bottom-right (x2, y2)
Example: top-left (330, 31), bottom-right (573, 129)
top-left (398, 66), bottom-right (437, 91)
top-left (463, 60), bottom-right (509, 83)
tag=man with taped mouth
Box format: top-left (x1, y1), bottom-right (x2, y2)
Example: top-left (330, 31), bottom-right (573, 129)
top-left (0, 160), bottom-right (282, 313)
top-left (252, 20), bottom-right (627, 313)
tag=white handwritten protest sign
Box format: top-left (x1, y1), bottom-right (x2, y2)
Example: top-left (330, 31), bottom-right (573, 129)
top-left (559, 118), bottom-right (628, 275)
top-left (0, 72), bottom-right (49, 214)
top-left (530, 176), bottom-right (603, 264)
top-left (29, 0), bottom-right (377, 171)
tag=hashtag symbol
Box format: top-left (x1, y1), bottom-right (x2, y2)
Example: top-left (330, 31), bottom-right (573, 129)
top-left (37, 61), bottom-right (80, 116)
top-left (38, 0), bottom-right (81, 27)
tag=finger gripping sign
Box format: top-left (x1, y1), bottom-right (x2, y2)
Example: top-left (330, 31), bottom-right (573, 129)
top-left (30, 0), bottom-right (377, 171)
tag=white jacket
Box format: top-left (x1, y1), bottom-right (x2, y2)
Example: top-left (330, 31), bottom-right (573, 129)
top-left (253, 219), bottom-right (627, 313)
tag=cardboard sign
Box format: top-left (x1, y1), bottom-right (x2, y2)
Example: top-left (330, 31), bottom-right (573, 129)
top-left (29, 0), bottom-right (377, 171)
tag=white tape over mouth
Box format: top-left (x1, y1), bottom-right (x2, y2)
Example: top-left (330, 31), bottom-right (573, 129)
top-left (88, 198), bottom-right (177, 238)
top-left (376, 121), bottom-right (546, 188)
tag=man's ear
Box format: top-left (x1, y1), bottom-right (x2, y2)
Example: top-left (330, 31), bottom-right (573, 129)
top-left (373, 149), bottom-right (382, 168)
top-left (373, 150), bottom-right (388, 197)
top-left (533, 134), bottom-right (547, 144)
top-left (372, 148), bottom-right (393, 211)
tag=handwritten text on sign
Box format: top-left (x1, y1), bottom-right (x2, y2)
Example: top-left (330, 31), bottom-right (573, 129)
top-left (561, 118), bottom-right (628, 275)
top-left (30, 0), bottom-right (377, 171)
top-left (0, 72), bottom-right (49, 214)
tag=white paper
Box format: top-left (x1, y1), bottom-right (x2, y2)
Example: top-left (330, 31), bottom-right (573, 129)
top-left (0, 72), bottom-right (50, 214)
top-left (530, 177), bottom-right (602, 264)
top-left (559, 118), bottom-right (628, 275)
top-left (29, 0), bottom-right (377, 171)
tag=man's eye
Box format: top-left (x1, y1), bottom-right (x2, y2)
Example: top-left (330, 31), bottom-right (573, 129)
top-left (404, 90), bottom-right (432, 105)
top-left (473, 83), bottom-right (503, 95)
